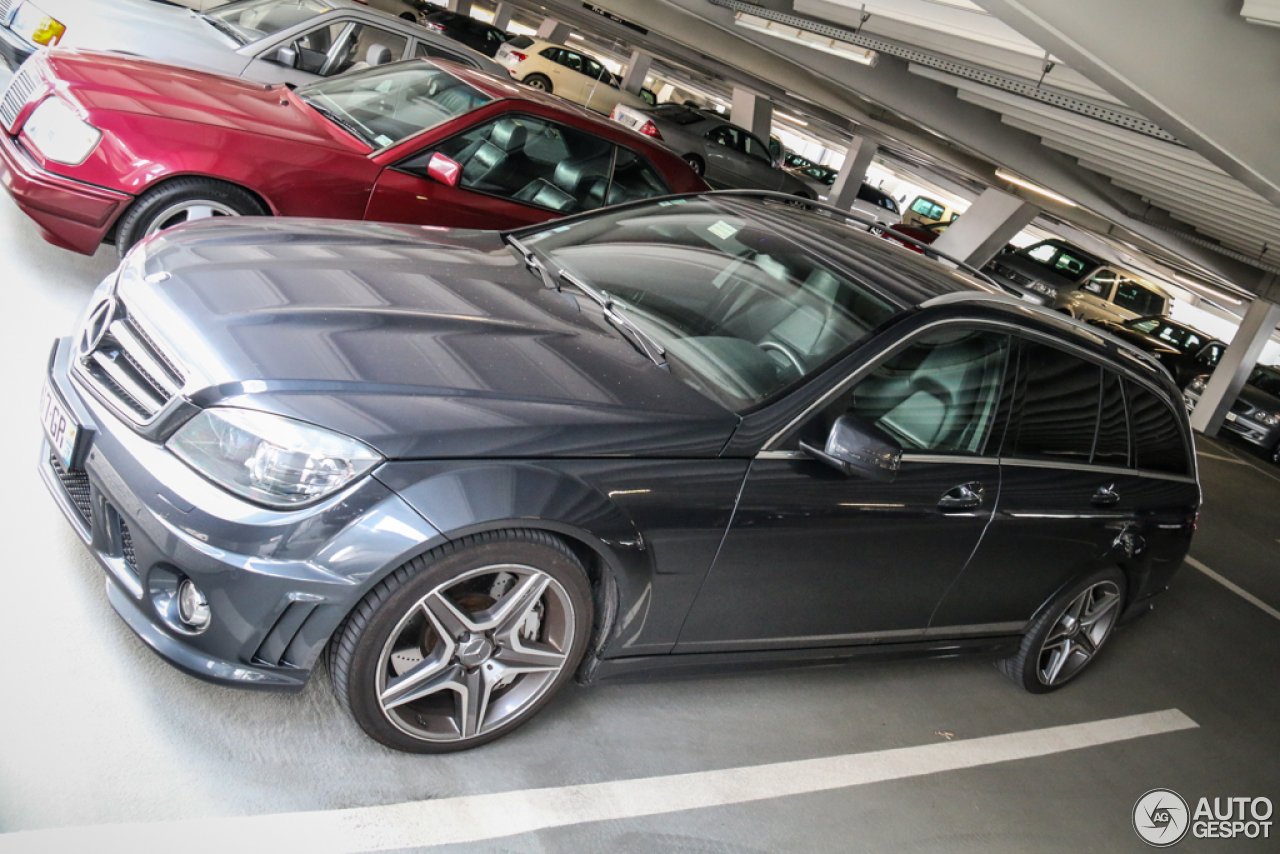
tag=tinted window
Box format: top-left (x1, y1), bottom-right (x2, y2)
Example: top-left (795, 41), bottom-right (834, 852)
top-left (608, 147), bottom-right (671, 204)
top-left (1053, 249), bottom-right (1095, 278)
top-left (743, 134), bottom-right (773, 163)
top-left (857, 185), bottom-right (897, 212)
top-left (1200, 344), bottom-right (1223, 366)
top-left (1093, 371), bottom-right (1129, 467)
top-left (1113, 282), bottom-right (1166, 315)
top-left (506, 35), bottom-right (534, 49)
top-left (841, 328), bottom-right (1011, 454)
top-left (1249, 366), bottom-right (1280, 396)
top-left (1012, 342), bottom-right (1101, 462)
top-left (1026, 243), bottom-right (1057, 264)
top-left (583, 57), bottom-right (610, 82)
top-left (560, 51), bottom-right (585, 73)
top-left (910, 197), bottom-right (945, 220)
top-left (707, 125), bottom-right (742, 149)
top-left (1081, 279), bottom-right (1106, 296)
top-left (1128, 383), bottom-right (1188, 474)
top-left (1128, 318), bottom-right (1161, 333)
top-left (798, 166), bottom-right (837, 184)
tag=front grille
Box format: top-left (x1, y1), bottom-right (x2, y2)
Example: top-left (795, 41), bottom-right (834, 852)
top-left (49, 452), bottom-right (92, 527)
top-left (120, 521), bottom-right (137, 572)
top-left (78, 300), bottom-right (185, 422)
top-left (1231, 399), bottom-right (1253, 415)
top-left (990, 263), bottom-right (1034, 288)
top-left (0, 62), bottom-right (38, 131)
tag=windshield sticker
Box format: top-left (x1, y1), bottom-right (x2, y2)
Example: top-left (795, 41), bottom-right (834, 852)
top-left (375, 134), bottom-right (394, 147)
top-left (707, 220), bottom-right (738, 240)
top-left (657, 199), bottom-right (687, 207)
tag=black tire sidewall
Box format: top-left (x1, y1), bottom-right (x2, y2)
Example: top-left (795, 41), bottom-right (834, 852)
top-left (524, 74), bottom-right (552, 93)
top-left (333, 531), bottom-right (593, 753)
top-left (116, 178), bottom-right (265, 258)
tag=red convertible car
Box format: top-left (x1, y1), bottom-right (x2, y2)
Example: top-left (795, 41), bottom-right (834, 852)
top-left (0, 49), bottom-right (705, 255)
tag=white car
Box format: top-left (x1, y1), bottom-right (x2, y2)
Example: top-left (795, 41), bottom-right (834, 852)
top-left (0, 0), bottom-right (502, 84)
top-left (494, 35), bottom-right (648, 115)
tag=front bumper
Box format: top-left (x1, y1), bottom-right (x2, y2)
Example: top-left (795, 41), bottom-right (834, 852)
top-left (0, 131), bottom-right (129, 254)
top-left (41, 336), bottom-right (444, 691)
top-left (0, 24), bottom-right (34, 71)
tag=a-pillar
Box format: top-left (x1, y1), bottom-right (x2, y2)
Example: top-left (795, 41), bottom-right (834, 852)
top-left (447, 0), bottom-right (472, 16)
top-left (930, 187), bottom-right (1039, 268)
top-left (730, 87), bottom-right (772, 144)
top-left (491, 2), bottom-right (513, 30)
top-left (1190, 288), bottom-right (1280, 435)
top-left (536, 18), bottom-right (570, 44)
top-left (826, 136), bottom-right (876, 209)
top-left (621, 50), bottom-right (652, 95)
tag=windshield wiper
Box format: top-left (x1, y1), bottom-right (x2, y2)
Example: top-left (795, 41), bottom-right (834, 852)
top-left (198, 15), bottom-right (248, 45)
top-left (300, 97), bottom-right (372, 145)
top-left (506, 234), bottom-right (559, 291)
top-left (557, 270), bottom-right (667, 368)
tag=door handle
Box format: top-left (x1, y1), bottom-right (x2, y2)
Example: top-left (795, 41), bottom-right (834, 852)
top-left (1092, 484), bottom-right (1120, 507)
top-left (938, 482), bottom-right (983, 511)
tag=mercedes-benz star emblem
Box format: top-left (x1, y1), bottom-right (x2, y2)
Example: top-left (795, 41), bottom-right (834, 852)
top-left (79, 297), bottom-right (118, 358)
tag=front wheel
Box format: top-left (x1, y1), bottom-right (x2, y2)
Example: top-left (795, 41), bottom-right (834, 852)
top-left (998, 567), bottom-right (1126, 693)
top-left (523, 73), bottom-right (552, 93)
top-left (329, 530), bottom-right (593, 752)
top-left (115, 177), bottom-right (266, 258)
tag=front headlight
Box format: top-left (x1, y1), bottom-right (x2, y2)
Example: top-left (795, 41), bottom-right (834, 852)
top-left (23, 98), bottom-right (101, 165)
top-left (11, 2), bottom-right (65, 46)
top-left (1027, 281), bottom-right (1055, 297)
top-left (168, 408), bottom-right (382, 508)
top-left (1187, 377), bottom-right (1207, 394)
top-left (1250, 409), bottom-right (1279, 427)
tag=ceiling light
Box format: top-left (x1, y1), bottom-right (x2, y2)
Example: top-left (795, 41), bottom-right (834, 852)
top-left (995, 170), bottom-right (1078, 207)
top-left (734, 13), bottom-right (878, 66)
top-left (778, 112), bottom-right (808, 126)
top-left (568, 33), bottom-right (584, 40)
top-left (1173, 274), bottom-right (1243, 305)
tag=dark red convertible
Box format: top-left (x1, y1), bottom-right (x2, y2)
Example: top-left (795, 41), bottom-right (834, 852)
top-left (0, 49), bottom-right (705, 255)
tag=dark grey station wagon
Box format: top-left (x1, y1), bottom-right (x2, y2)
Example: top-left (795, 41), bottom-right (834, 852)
top-left (40, 193), bottom-right (1199, 752)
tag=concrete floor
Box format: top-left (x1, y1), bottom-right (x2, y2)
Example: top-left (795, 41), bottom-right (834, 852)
top-left (0, 166), bottom-right (1278, 853)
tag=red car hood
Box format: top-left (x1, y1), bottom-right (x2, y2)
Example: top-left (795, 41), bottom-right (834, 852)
top-left (41, 50), bottom-right (359, 151)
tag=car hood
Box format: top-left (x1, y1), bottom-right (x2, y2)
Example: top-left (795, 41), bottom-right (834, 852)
top-left (42, 0), bottom-right (246, 76)
top-left (42, 49), bottom-right (352, 151)
top-left (117, 219), bottom-right (737, 459)
top-left (987, 254), bottom-right (1078, 290)
top-left (1099, 326), bottom-right (1181, 356)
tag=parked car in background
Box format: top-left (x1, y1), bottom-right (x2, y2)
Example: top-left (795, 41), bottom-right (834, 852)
top-left (611, 103), bottom-right (814, 196)
top-left (0, 0), bottom-right (502, 82)
top-left (0, 51), bottom-right (705, 255)
top-left (1092, 316), bottom-right (1225, 386)
top-left (1185, 365), bottom-right (1280, 464)
top-left (421, 8), bottom-right (510, 57)
top-left (902, 194), bottom-right (960, 227)
top-left (494, 35), bottom-right (648, 115)
top-left (787, 165), bottom-right (902, 225)
top-left (164, 0), bottom-right (430, 20)
top-left (1055, 267), bottom-right (1171, 324)
top-left (784, 151), bottom-right (814, 169)
top-left (40, 191), bottom-right (1197, 754)
top-left (883, 219), bottom-right (950, 252)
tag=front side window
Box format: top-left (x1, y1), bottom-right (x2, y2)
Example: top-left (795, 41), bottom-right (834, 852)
top-left (277, 21), bottom-right (347, 75)
top-left (559, 51), bottom-right (585, 73)
top-left (707, 125), bottom-right (742, 150)
top-left (522, 198), bottom-right (901, 409)
top-left (1129, 383), bottom-right (1189, 474)
top-left (1012, 341), bottom-right (1102, 463)
top-left (327, 25), bottom-right (409, 77)
top-left (1113, 282), bottom-right (1167, 316)
top-left (742, 134), bottom-right (772, 164)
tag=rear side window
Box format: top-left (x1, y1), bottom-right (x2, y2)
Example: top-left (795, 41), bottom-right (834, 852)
top-left (1127, 383), bottom-right (1189, 474)
top-left (1012, 342), bottom-right (1101, 463)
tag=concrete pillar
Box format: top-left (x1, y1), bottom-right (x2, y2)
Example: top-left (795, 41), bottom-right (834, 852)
top-left (1190, 291), bottom-right (1280, 436)
top-left (536, 18), bottom-right (570, 44)
top-left (446, 0), bottom-right (471, 16)
top-left (621, 50), bottom-right (652, 95)
top-left (491, 2), bottom-right (513, 30)
top-left (656, 82), bottom-right (676, 103)
top-left (730, 87), bottom-right (772, 144)
top-left (930, 187), bottom-right (1040, 268)
top-left (827, 135), bottom-right (877, 210)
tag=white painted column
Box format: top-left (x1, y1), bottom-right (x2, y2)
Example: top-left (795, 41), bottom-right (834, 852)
top-left (491, 2), bottom-right (513, 30)
top-left (656, 82), bottom-right (676, 103)
top-left (447, 0), bottom-right (472, 16)
top-left (730, 87), bottom-right (772, 143)
top-left (826, 136), bottom-right (876, 210)
top-left (1190, 290), bottom-right (1280, 435)
top-left (621, 50), bottom-right (652, 95)
top-left (930, 187), bottom-right (1039, 268)
top-left (536, 18), bottom-right (570, 44)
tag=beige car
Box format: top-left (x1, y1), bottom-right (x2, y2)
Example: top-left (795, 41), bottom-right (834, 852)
top-left (1056, 267), bottom-right (1172, 324)
top-left (495, 35), bottom-right (649, 114)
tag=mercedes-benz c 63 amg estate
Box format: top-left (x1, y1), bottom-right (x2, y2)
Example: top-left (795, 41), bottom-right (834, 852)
top-left (40, 192), bottom-right (1200, 752)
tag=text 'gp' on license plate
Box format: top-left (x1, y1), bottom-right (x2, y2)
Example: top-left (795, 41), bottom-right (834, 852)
top-left (41, 382), bottom-right (80, 470)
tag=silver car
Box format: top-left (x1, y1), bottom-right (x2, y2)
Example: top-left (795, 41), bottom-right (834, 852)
top-left (0, 0), bottom-right (503, 83)
top-left (612, 103), bottom-right (814, 197)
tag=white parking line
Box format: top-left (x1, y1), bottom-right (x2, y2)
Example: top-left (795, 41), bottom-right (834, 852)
top-left (1195, 449), bottom-right (1249, 465)
top-left (0, 709), bottom-right (1197, 853)
top-left (1187, 555), bottom-right (1280, 622)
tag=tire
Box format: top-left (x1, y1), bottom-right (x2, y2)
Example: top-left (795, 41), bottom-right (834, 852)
top-left (399, 12), bottom-right (416, 21)
top-left (115, 177), bottom-right (266, 258)
top-left (523, 73), bottom-right (552, 94)
top-left (683, 154), bottom-right (705, 176)
top-left (329, 529), bottom-right (593, 753)
top-left (998, 567), bottom-right (1126, 694)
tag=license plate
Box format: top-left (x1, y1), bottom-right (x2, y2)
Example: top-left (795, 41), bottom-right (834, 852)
top-left (1225, 411), bottom-right (1237, 422)
top-left (40, 382), bottom-right (80, 470)
top-left (618, 113), bottom-right (639, 128)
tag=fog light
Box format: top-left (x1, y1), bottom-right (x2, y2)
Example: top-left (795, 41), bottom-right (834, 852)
top-left (177, 579), bottom-right (211, 630)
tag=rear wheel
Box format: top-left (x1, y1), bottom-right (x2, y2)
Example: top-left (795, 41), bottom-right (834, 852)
top-left (523, 73), bottom-right (552, 93)
top-left (998, 567), bottom-right (1125, 693)
top-left (683, 154), bottom-right (705, 176)
top-left (115, 177), bottom-right (266, 258)
top-left (329, 530), bottom-right (593, 752)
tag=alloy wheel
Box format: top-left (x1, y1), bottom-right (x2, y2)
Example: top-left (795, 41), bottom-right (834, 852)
top-left (144, 200), bottom-right (241, 237)
top-left (374, 563), bottom-right (575, 743)
top-left (1036, 580), bottom-right (1122, 686)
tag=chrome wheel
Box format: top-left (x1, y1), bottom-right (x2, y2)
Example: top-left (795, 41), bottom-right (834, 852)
top-left (1036, 580), bottom-right (1122, 686)
top-left (374, 563), bottom-right (575, 743)
top-left (144, 200), bottom-right (240, 237)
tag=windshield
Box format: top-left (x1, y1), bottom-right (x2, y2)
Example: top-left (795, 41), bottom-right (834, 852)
top-left (205, 0), bottom-right (331, 44)
top-left (1249, 366), bottom-right (1280, 397)
top-left (522, 198), bottom-right (900, 410)
top-left (798, 165), bottom-right (836, 185)
top-left (298, 63), bottom-right (490, 148)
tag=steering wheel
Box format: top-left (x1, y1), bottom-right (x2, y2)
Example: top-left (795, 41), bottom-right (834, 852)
top-left (760, 340), bottom-right (806, 377)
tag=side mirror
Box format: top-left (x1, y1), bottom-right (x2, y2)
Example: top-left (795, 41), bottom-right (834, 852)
top-left (799, 414), bottom-right (902, 482)
top-left (426, 152), bottom-right (461, 187)
top-left (269, 44), bottom-right (298, 68)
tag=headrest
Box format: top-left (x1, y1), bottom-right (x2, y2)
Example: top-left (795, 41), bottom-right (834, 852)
top-left (554, 159), bottom-right (605, 193)
top-left (366, 45), bottom-right (394, 66)
top-left (490, 120), bottom-right (527, 152)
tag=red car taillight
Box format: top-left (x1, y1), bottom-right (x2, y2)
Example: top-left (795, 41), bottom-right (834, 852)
top-left (509, 51), bottom-right (528, 62)
top-left (425, 22), bottom-right (446, 32)
top-left (639, 120), bottom-right (662, 140)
